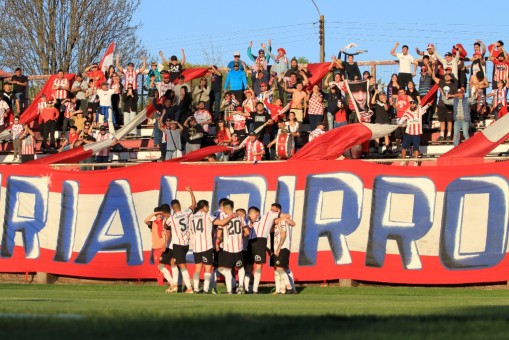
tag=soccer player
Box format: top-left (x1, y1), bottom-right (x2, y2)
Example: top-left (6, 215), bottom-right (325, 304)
top-left (273, 217), bottom-right (297, 294)
top-left (190, 200), bottom-right (237, 293)
top-left (144, 207), bottom-right (172, 286)
top-left (248, 203), bottom-right (291, 294)
top-left (165, 187), bottom-right (196, 293)
top-left (209, 197), bottom-right (229, 294)
top-left (216, 200), bottom-right (249, 294)
top-left (237, 208), bottom-right (253, 293)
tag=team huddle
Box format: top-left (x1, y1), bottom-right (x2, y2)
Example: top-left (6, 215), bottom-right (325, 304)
top-left (144, 187), bottom-right (297, 294)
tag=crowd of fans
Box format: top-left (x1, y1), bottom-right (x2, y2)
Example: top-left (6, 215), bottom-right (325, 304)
top-left (0, 38), bottom-right (508, 163)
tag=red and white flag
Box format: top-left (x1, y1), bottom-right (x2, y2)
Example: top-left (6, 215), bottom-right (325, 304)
top-left (99, 42), bottom-right (115, 73)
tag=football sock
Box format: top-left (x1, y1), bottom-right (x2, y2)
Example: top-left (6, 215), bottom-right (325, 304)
top-left (286, 269), bottom-right (296, 291)
top-left (203, 273), bottom-right (211, 293)
top-left (160, 266), bottom-right (172, 284)
top-left (219, 268), bottom-right (233, 293)
top-left (193, 272), bottom-right (200, 292)
top-left (238, 267), bottom-right (245, 289)
top-left (210, 268), bottom-right (217, 289)
top-left (181, 268), bottom-right (192, 290)
top-left (253, 268), bottom-right (262, 293)
top-left (171, 266), bottom-right (179, 286)
top-left (244, 272), bottom-right (251, 292)
top-left (274, 270), bottom-right (281, 293)
top-left (277, 268), bottom-right (291, 291)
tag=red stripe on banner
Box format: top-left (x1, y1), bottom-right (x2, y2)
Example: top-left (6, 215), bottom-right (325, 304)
top-left (2, 247), bottom-right (509, 284)
top-left (305, 62), bottom-right (331, 90)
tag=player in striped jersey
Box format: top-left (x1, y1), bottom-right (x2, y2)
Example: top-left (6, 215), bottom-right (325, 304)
top-left (164, 187), bottom-right (196, 293)
top-left (190, 200), bottom-right (237, 293)
top-left (398, 100), bottom-right (429, 159)
top-left (209, 197), bottom-right (229, 294)
top-left (273, 217), bottom-right (297, 294)
top-left (216, 200), bottom-right (249, 294)
top-left (237, 208), bottom-right (254, 293)
top-left (248, 203), bottom-right (291, 294)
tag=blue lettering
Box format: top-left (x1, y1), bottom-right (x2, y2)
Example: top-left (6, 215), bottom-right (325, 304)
top-left (366, 176), bottom-right (435, 269)
top-left (75, 180), bottom-right (143, 265)
top-left (440, 176), bottom-right (509, 269)
top-left (54, 181), bottom-right (79, 262)
top-left (1, 176), bottom-right (48, 258)
top-left (211, 176), bottom-right (267, 212)
top-left (299, 173), bottom-right (363, 266)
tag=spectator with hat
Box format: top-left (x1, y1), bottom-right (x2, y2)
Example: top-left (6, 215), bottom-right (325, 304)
top-left (227, 52), bottom-right (245, 71)
top-left (84, 63), bottom-right (106, 89)
top-left (71, 73), bottom-right (89, 112)
top-left (164, 120), bottom-right (184, 160)
top-left (399, 99), bottom-right (429, 158)
top-left (243, 131), bottom-right (265, 162)
top-left (94, 125), bottom-right (115, 169)
top-left (432, 63), bottom-right (457, 141)
top-left (156, 71), bottom-right (176, 99)
top-left (95, 82), bottom-right (116, 134)
top-left (416, 43), bottom-right (438, 65)
top-left (435, 46), bottom-right (461, 79)
top-left (247, 40), bottom-right (272, 71)
top-left (390, 42), bottom-right (417, 89)
top-left (251, 66), bottom-right (270, 96)
top-left (224, 63), bottom-right (248, 104)
top-left (489, 48), bottom-right (509, 90)
top-left (263, 44), bottom-right (289, 79)
top-left (159, 49), bottom-right (186, 82)
top-left (183, 116), bottom-right (204, 154)
top-left (73, 110), bottom-right (87, 133)
top-left (451, 88), bottom-right (472, 146)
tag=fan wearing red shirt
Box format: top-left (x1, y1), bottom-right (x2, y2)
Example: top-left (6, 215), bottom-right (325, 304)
top-left (39, 101), bottom-right (59, 151)
top-left (394, 88), bottom-right (411, 149)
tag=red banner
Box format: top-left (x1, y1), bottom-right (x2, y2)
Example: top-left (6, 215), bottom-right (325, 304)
top-left (1, 159), bottom-right (509, 284)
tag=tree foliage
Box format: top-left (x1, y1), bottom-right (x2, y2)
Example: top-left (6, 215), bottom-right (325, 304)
top-left (0, 0), bottom-right (146, 75)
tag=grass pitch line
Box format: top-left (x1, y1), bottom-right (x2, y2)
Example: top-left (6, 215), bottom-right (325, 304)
top-left (0, 313), bottom-right (83, 320)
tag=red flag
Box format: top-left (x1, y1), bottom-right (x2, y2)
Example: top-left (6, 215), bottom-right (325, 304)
top-left (420, 84), bottom-right (439, 106)
top-left (28, 146), bottom-right (94, 165)
top-left (264, 99), bottom-right (290, 122)
top-left (99, 42), bottom-right (115, 74)
top-left (174, 68), bottom-right (209, 84)
top-left (166, 145), bottom-right (229, 162)
top-left (305, 62), bottom-right (331, 90)
top-left (291, 123), bottom-right (397, 161)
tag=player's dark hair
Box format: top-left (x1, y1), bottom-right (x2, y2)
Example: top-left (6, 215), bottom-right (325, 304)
top-left (223, 199), bottom-right (234, 210)
top-left (154, 206), bottom-right (162, 213)
top-left (160, 204), bottom-right (171, 214)
top-left (271, 203), bottom-right (282, 210)
top-left (248, 206), bottom-right (260, 213)
top-left (402, 45), bottom-right (409, 49)
top-left (236, 208), bottom-right (246, 215)
top-left (218, 197), bottom-right (228, 207)
top-left (194, 200), bottom-right (208, 214)
top-left (170, 199), bottom-right (180, 207)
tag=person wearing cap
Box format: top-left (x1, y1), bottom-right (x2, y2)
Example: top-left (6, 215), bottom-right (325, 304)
top-left (183, 116), bottom-right (204, 154)
top-left (159, 49), bottom-right (186, 83)
top-left (227, 52), bottom-right (245, 71)
top-left (248, 39), bottom-right (272, 71)
top-left (94, 125), bottom-right (115, 169)
top-left (242, 132), bottom-right (265, 162)
top-left (432, 63), bottom-right (457, 141)
top-left (489, 48), bottom-right (509, 90)
top-left (450, 88), bottom-right (472, 146)
top-left (308, 122), bottom-right (325, 142)
top-left (435, 46), bottom-right (460, 79)
top-left (9, 67), bottom-right (27, 114)
top-left (84, 63), bottom-right (106, 89)
top-left (262, 43), bottom-right (289, 78)
top-left (146, 61), bottom-right (161, 84)
top-left (390, 42), bottom-right (417, 89)
top-left (95, 82), bottom-right (116, 134)
top-left (71, 73), bottom-right (89, 112)
top-left (116, 54), bottom-right (147, 92)
top-left (398, 99), bottom-right (430, 158)
top-left (251, 66), bottom-right (270, 97)
top-left (73, 109), bottom-right (87, 133)
top-left (256, 81), bottom-right (273, 107)
top-left (156, 71), bottom-right (176, 99)
top-left (224, 62), bottom-right (248, 104)
top-left (416, 43), bottom-right (438, 64)
top-left (163, 120), bottom-right (184, 160)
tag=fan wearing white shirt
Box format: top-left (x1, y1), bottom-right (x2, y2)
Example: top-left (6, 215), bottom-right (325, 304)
top-left (390, 42), bottom-right (418, 89)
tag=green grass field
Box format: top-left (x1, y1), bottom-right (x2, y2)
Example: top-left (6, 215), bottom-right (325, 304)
top-left (1, 284), bottom-right (509, 339)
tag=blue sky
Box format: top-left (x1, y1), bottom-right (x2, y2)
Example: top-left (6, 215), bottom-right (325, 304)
top-left (135, 0), bottom-right (509, 68)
